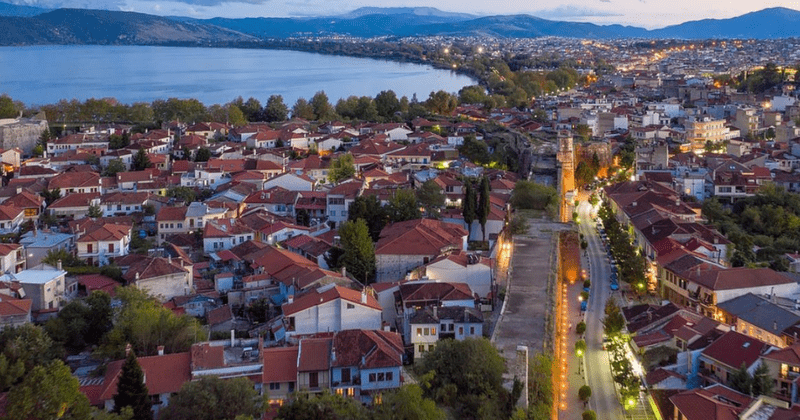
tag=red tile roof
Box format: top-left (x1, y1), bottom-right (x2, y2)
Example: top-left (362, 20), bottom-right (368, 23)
top-left (331, 329), bottom-right (403, 369)
top-left (0, 204), bottom-right (22, 220)
top-left (262, 346), bottom-right (299, 383)
top-left (0, 295), bottom-right (32, 317)
top-left (98, 352), bottom-right (191, 401)
top-left (376, 218), bottom-right (467, 256)
top-left (206, 304), bottom-right (233, 326)
top-left (48, 192), bottom-right (99, 209)
top-left (688, 267), bottom-right (794, 291)
top-left (122, 257), bottom-right (189, 282)
top-left (701, 330), bottom-right (771, 371)
top-left (156, 206), bottom-right (188, 221)
top-left (283, 286), bottom-right (381, 316)
top-left (669, 385), bottom-right (751, 420)
top-left (77, 274), bottom-right (120, 296)
top-left (298, 338), bottom-right (332, 372)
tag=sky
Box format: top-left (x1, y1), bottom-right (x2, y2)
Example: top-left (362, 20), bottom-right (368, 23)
top-left (8, 0), bottom-right (800, 29)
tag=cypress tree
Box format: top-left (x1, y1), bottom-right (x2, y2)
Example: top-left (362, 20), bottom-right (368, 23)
top-left (478, 176), bottom-right (491, 242)
top-left (463, 182), bottom-right (476, 236)
top-left (114, 351), bottom-right (152, 420)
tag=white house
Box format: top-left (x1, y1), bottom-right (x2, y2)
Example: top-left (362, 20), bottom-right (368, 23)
top-left (203, 218), bottom-right (255, 254)
top-left (409, 306), bottom-right (484, 359)
top-left (425, 251), bottom-right (493, 299)
top-left (263, 172), bottom-right (315, 192)
top-left (0, 205), bottom-right (24, 234)
top-left (282, 285), bottom-right (382, 340)
top-left (14, 266), bottom-right (70, 312)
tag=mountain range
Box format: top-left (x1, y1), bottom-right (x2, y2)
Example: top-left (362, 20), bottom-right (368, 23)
top-left (0, 3), bottom-right (799, 46)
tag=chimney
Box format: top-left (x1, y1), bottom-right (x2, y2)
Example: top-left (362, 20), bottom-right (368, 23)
top-left (157, 345), bottom-right (164, 356)
top-left (774, 320), bottom-right (778, 331)
top-left (288, 294), bottom-right (294, 304)
top-left (632, 201), bottom-right (637, 207)
top-left (135, 272), bottom-right (140, 281)
top-left (675, 199), bottom-right (680, 206)
top-left (341, 266), bottom-right (346, 278)
top-left (361, 289), bottom-right (367, 304)
top-left (125, 343), bottom-right (132, 356)
top-left (231, 330), bottom-right (235, 347)
top-left (57, 259), bottom-right (62, 271)
top-left (433, 305), bottom-right (438, 319)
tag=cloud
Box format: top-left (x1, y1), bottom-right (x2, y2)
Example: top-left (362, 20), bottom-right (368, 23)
top-left (533, 5), bottom-right (621, 19)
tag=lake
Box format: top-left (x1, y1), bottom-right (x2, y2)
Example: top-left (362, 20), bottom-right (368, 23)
top-left (0, 45), bottom-right (475, 107)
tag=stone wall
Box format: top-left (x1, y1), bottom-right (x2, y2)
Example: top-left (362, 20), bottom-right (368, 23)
top-left (0, 116), bottom-right (48, 156)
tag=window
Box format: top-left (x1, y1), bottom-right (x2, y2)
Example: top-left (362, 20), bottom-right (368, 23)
top-left (369, 373), bottom-right (377, 382)
top-left (470, 326), bottom-right (475, 335)
top-left (459, 327), bottom-right (464, 335)
top-left (117, 205), bottom-right (122, 210)
top-left (309, 372), bottom-right (319, 388)
top-left (126, 206), bottom-right (130, 211)
top-left (269, 382), bottom-right (280, 390)
top-left (449, 324), bottom-right (454, 331)
top-left (108, 243), bottom-right (114, 253)
top-left (177, 223), bottom-right (183, 229)
top-left (347, 388), bottom-right (354, 397)
top-left (416, 328), bottom-right (422, 337)
top-left (377, 373), bottom-right (385, 381)
top-left (424, 328), bottom-right (429, 336)
top-left (341, 368), bottom-right (350, 383)
top-left (428, 344), bottom-right (434, 352)
top-left (441, 323), bottom-right (446, 331)
top-left (336, 388), bottom-right (344, 396)
top-left (87, 244), bottom-right (93, 253)
top-left (386, 372), bottom-right (393, 381)
top-left (330, 210), bottom-right (336, 217)
top-left (346, 303), bottom-right (355, 309)
top-left (418, 345), bottom-right (424, 354)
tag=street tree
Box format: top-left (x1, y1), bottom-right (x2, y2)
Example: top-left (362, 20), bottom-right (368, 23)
top-left (582, 410), bottom-right (597, 420)
top-left (477, 176), bottom-right (491, 241)
top-left (114, 351), bottom-right (152, 420)
top-left (578, 385), bottom-right (592, 402)
top-left (264, 95), bottom-right (289, 122)
top-left (328, 153), bottom-right (355, 184)
top-left (339, 219), bottom-right (376, 284)
top-left (576, 321), bottom-right (586, 335)
top-left (158, 376), bottom-right (260, 420)
top-left (5, 360), bottom-right (92, 420)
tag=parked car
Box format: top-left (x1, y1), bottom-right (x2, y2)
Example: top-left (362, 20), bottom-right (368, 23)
top-left (610, 281), bottom-right (619, 291)
top-left (580, 300), bottom-right (588, 311)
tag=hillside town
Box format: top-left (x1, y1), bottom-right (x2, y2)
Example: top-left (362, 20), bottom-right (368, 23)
top-left (2, 37), bottom-right (800, 420)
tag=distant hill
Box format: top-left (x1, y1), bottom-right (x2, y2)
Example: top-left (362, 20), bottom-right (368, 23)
top-left (649, 7), bottom-right (800, 39)
top-left (0, 1), bottom-right (49, 17)
top-left (1, 5), bottom-right (800, 46)
top-left (0, 8), bottom-right (257, 45)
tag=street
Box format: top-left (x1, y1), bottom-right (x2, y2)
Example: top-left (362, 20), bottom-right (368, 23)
top-left (577, 201), bottom-right (626, 420)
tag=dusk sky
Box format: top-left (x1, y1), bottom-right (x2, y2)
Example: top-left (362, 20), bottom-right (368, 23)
top-left (10, 0), bottom-right (800, 29)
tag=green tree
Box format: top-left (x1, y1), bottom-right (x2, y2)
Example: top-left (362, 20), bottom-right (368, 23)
top-left (295, 208), bottom-right (311, 227)
top-left (416, 179), bottom-right (445, 215)
top-left (528, 353), bottom-right (553, 420)
top-left (372, 384), bottom-right (445, 420)
top-left (339, 219), bottom-right (376, 284)
top-left (387, 189), bottom-right (421, 223)
top-left (458, 85), bottom-right (488, 105)
top-left (109, 133), bottom-right (131, 150)
top-left (275, 391), bottom-right (368, 420)
top-left (42, 247), bottom-right (84, 267)
top-left (114, 351), bottom-right (152, 420)
top-left (576, 321), bottom-right (586, 335)
top-left (132, 148), bottom-right (151, 171)
top-left (729, 362), bottom-right (752, 395)
top-left (578, 385), bottom-right (592, 402)
top-left (151, 98), bottom-right (207, 123)
top-left (419, 337), bottom-right (515, 419)
top-left (0, 94), bottom-right (22, 118)
top-left (235, 96), bottom-right (262, 122)
top-left (166, 187), bottom-right (196, 204)
top-left (375, 90), bottom-right (401, 121)
top-left (104, 158), bottom-right (127, 176)
top-left (158, 376), bottom-right (260, 420)
top-left (328, 153), bottom-right (356, 184)
top-left (5, 360), bottom-right (92, 420)
top-left (264, 95), bottom-right (289, 122)
top-left (424, 90), bottom-right (458, 115)
top-left (463, 182), bottom-right (477, 233)
top-left (0, 324), bottom-right (61, 391)
top-left (477, 176), bottom-right (491, 241)
top-left (41, 187), bottom-right (62, 206)
top-left (752, 362), bottom-right (773, 397)
top-left (582, 410), bottom-right (597, 420)
top-left (292, 98), bottom-right (315, 120)
top-left (510, 181), bottom-right (557, 211)
top-left (348, 195), bottom-right (388, 242)
top-left (194, 147), bottom-right (212, 162)
top-left (323, 247), bottom-right (345, 271)
top-left (310, 91), bottom-right (337, 121)
top-left (458, 135), bottom-right (489, 164)
top-left (100, 287), bottom-right (203, 358)
top-left (88, 204), bottom-right (102, 218)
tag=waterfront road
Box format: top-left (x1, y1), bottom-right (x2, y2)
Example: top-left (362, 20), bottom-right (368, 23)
top-left (577, 201), bottom-right (625, 420)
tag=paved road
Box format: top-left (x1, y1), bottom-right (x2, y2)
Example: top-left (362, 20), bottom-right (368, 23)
top-left (577, 201), bottom-right (625, 420)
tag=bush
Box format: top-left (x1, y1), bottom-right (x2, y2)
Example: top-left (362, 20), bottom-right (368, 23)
top-left (582, 410), bottom-right (597, 420)
top-left (576, 321), bottom-right (586, 335)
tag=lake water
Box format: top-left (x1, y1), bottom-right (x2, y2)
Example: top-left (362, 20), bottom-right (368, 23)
top-left (0, 45), bottom-right (475, 107)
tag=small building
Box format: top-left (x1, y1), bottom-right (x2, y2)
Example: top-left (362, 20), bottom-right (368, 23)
top-left (409, 306), bottom-right (484, 360)
top-left (13, 265), bottom-right (70, 312)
